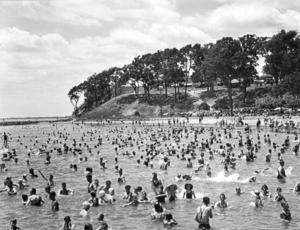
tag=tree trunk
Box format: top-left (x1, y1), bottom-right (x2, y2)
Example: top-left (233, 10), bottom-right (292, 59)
top-left (165, 82), bottom-right (168, 97)
top-left (132, 85), bottom-right (137, 96)
top-left (227, 86), bottom-right (234, 116)
top-left (174, 86), bottom-right (177, 101)
top-left (184, 80), bottom-right (188, 100)
top-left (243, 86), bottom-right (247, 103)
top-left (211, 82), bottom-right (214, 92)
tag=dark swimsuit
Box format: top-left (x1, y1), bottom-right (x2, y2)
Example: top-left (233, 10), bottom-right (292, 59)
top-left (275, 195), bottom-right (284, 202)
top-left (186, 191), bottom-right (193, 199)
top-left (156, 192), bottom-right (166, 203)
top-left (152, 178), bottom-right (160, 188)
top-left (277, 168), bottom-right (286, 180)
top-left (60, 189), bottom-right (70, 195)
top-left (280, 211), bottom-right (291, 221)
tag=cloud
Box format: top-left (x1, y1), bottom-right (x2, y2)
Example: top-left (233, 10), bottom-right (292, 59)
top-left (1, 0), bottom-right (300, 117)
top-left (196, 0), bottom-right (300, 38)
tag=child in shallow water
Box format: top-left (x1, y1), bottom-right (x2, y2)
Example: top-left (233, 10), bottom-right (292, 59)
top-left (280, 202), bottom-right (291, 221)
top-left (274, 187), bottom-right (285, 202)
top-left (261, 184), bottom-right (272, 198)
top-left (151, 202), bottom-right (165, 220)
top-left (79, 202), bottom-right (91, 217)
top-left (61, 216), bottom-right (73, 230)
top-left (163, 213), bottom-right (178, 227)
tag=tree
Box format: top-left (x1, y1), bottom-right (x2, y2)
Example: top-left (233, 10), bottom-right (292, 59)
top-left (200, 43), bottom-right (217, 92)
top-left (109, 67), bottom-right (122, 98)
top-left (157, 48), bottom-right (181, 98)
top-left (67, 86), bottom-right (83, 117)
top-left (274, 72), bottom-right (300, 98)
top-left (133, 53), bottom-right (161, 97)
top-left (255, 95), bottom-right (278, 109)
top-left (263, 30), bottom-right (300, 84)
top-left (204, 37), bottom-right (246, 115)
top-left (179, 44), bottom-right (196, 99)
top-left (238, 34), bottom-right (262, 102)
top-left (119, 64), bottom-right (142, 96)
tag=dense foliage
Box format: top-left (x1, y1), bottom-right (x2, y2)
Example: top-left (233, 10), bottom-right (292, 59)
top-left (68, 30), bottom-right (300, 116)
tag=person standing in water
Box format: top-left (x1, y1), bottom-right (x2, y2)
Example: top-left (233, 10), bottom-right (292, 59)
top-left (280, 202), bottom-right (291, 221)
top-left (195, 196), bottom-right (213, 229)
top-left (214, 193), bottom-right (228, 208)
top-left (2, 132), bottom-right (8, 148)
top-left (8, 219), bottom-right (21, 230)
top-left (277, 160), bottom-right (286, 181)
top-left (254, 190), bottom-right (263, 207)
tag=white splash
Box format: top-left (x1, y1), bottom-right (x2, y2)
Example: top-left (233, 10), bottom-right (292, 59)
top-left (193, 171), bottom-right (251, 183)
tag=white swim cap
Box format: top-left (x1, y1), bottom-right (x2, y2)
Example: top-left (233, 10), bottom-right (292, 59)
top-left (108, 188), bottom-right (114, 194)
top-left (99, 190), bottom-right (105, 197)
top-left (82, 201), bottom-right (90, 208)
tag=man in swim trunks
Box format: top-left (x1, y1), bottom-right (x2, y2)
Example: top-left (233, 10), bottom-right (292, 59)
top-left (27, 188), bottom-right (44, 206)
top-left (195, 196), bottom-right (213, 229)
top-left (59, 182), bottom-right (74, 195)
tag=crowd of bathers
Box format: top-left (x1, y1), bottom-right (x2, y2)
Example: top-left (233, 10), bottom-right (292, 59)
top-left (1, 117), bottom-right (300, 229)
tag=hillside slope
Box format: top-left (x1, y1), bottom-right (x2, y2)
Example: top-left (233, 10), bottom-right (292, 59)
top-left (80, 94), bottom-right (173, 120)
top-left (79, 85), bottom-right (272, 120)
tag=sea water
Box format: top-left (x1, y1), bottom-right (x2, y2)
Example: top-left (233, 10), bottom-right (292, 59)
top-left (0, 123), bottom-right (299, 230)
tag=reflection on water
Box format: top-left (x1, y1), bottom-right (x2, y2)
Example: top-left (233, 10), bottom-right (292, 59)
top-left (0, 123), bottom-right (300, 229)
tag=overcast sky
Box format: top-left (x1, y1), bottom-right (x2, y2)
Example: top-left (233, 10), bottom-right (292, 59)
top-left (1, 0), bottom-right (300, 118)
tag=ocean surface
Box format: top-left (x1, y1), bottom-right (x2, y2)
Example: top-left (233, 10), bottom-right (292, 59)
top-left (0, 122), bottom-right (300, 230)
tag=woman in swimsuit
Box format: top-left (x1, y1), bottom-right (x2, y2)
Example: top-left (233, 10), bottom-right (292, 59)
top-left (261, 184), bottom-right (272, 198)
top-left (183, 183), bottom-right (196, 199)
top-left (166, 184), bottom-right (178, 202)
top-left (151, 172), bottom-right (162, 193)
top-left (215, 193), bottom-right (228, 208)
top-left (274, 187), bottom-right (285, 202)
top-left (277, 161), bottom-right (286, 180)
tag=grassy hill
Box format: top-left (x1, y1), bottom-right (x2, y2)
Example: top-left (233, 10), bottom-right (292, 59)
top-left (79, 84), bottom-right (272, 120)
top-left (79, 93), bottom-right (197, 120)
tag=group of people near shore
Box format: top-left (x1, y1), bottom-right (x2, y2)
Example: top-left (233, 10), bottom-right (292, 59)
top-left (1, 116), bottom-right (300, 229)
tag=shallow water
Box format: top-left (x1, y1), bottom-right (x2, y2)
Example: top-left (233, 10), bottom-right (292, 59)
top-left (0, 123), bottom-right (300, 230)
